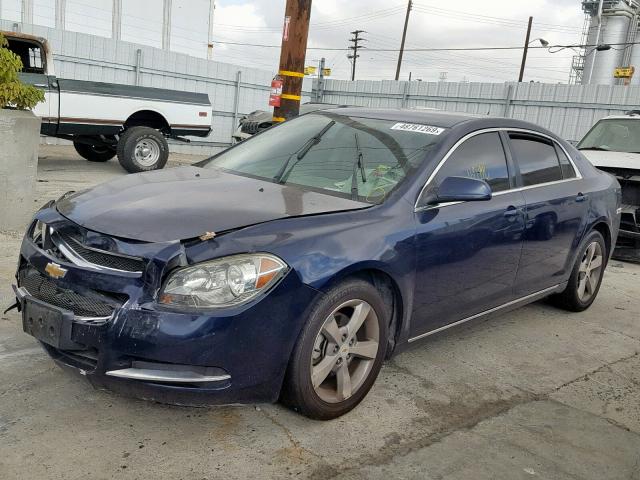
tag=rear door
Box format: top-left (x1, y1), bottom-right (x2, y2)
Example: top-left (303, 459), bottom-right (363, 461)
top-left (411, 131), bottom-right (526, 337)
top-left (506, 132), bottom-right (586, 296)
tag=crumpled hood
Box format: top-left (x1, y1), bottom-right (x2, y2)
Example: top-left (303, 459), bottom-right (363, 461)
top-left (581, 150), bottom-right (640, 170)
top-left (57, 166), bottom-right (369, 242)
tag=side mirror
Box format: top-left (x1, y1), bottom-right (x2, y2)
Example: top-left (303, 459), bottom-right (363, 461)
top-left (419, 176), bottom-right (492, 207)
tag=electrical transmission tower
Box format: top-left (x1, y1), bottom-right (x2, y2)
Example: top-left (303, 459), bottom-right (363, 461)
top-left (348, 30), bottom-right (366, 81)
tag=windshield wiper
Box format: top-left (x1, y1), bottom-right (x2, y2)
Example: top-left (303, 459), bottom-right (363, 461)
top-left (351, 132), bottom-right (367, 199)
top-left (579, 146), bottom-right (611, 151)
top-left (273, 120), bottom-right (335, 183)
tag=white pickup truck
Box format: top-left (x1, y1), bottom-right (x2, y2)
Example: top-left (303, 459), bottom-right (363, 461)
top-left (5, 31), bottom-right (212, 173)
top-left (578, 111), bottom-right (640, 261)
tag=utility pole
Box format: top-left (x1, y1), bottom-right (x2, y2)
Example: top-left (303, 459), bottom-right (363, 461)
top-left (316, 57), bottom-right (326, 102)
top-left (348, 30), bottom-right (366, 81)
top-left (272, 0), bottom-right (312, 122)
top-left (395, 0), bottom-right (412, 81)
top-left (518, 16), bottom-right (533, 82)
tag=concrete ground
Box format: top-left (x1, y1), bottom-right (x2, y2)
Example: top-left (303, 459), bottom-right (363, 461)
top-left (1, 146), bottom-right (639, 479)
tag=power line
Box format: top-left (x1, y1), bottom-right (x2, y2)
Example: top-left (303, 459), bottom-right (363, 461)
top-left (208, 40), bottom-right (640, 52)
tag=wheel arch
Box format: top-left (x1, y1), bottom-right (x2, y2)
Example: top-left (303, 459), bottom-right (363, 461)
top-left (318, 264), bottom-right (407, 358)
top-left (591, 220), bottom-right (612, 258)
top-left (124, 110), bottom-right (170, 132)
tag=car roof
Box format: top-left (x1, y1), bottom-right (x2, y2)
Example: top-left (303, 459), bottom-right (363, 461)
top-left (321, 107), bottom-right (490, 128)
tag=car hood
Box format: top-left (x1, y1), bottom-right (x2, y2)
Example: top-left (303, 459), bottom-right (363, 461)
top-left (581, 150), bottom-right (640, 170)
top-left (56, 166), bottom-right (370, 242)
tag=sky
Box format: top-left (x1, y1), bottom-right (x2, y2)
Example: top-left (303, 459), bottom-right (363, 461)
top-left (0, 0), bottom-right (587, 83)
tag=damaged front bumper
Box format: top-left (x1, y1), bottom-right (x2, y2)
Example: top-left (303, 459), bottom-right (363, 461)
top-left (613, 204), bottom-right (640, 262)
top-left (13, 210), bottom-right (319, 406)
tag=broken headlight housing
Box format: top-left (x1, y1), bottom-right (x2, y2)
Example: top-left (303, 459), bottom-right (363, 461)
top-left (158, 253), bottom-right (288, 309)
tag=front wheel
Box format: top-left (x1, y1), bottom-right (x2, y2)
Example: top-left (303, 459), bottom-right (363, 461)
top-left (550, 230), bottom-right (607, 312)
top-left (73, 141), bottom-right (116, 162)
top-left (281, 279), bottom-right (389, 420)
top-left (117, 126), bottom-right (169, 173)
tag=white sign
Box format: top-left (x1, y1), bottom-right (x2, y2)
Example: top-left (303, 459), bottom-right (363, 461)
top-left (390, 123), bottom-right (445, 135)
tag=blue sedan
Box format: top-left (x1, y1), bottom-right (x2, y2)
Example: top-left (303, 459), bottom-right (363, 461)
top-left (12, 109), bottom-right (621, 419)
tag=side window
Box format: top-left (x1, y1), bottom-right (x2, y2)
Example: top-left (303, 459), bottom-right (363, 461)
top-left (434, 132), bottom-right (510, 192)
top-left (28, 47), bottom-right (43, 71)
top-left (555, 145), bottom-right (577, 179)
top-left (509, 134), bottom-right (563, 186)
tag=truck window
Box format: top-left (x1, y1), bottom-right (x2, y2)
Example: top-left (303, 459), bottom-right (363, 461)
top-left (7, 38), bottom-right (45, 74)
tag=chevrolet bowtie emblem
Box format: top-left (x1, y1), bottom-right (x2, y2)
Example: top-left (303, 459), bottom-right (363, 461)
top-left (45, 262), bottom-right (68, 279)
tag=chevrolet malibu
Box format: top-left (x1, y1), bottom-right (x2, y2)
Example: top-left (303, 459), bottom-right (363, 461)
top-left (11, 109), bottom-right (621, 419)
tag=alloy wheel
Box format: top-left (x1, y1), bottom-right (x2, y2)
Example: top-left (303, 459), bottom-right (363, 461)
top-left (310, 299), bottom-right (380, 404)
top-left (577, 241), bottom-right (603, 302)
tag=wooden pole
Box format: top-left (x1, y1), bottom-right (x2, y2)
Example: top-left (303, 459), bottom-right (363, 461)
top-left (395, 0), bottom-right (412, 81)
top-left (273, 0), bottom-right (312, 123)
top-left (518, 16), bottom-right (533, 82)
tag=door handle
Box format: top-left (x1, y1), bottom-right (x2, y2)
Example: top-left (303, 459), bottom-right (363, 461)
top-left (576, 193), bottom-right (588, 203)
top-left (33, 84), bottom-right (48, 88)
top-left (504, 206), bottom-right (520, 218)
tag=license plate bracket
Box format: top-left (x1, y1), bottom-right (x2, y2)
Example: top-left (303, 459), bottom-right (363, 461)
top-left (22, 297), bottom-right (82, 350)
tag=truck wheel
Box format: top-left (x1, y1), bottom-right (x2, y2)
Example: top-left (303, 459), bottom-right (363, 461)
top-left (117, 127), bottom-right (169, 173)
top-left (73, 141), bottom-right (116, 162)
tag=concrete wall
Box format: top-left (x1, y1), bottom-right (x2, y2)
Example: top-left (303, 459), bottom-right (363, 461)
top-left (1, 20), bottom-right (312, 155)
top-left (315, 79), bottom-right (640, 142)
top-left (0, 110), bottom-right (40, 231)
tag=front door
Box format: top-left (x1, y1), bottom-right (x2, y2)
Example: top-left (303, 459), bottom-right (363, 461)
top-left (411, 131), bottom-right (526, 338)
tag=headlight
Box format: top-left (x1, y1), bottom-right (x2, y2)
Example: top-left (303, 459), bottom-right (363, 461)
top-left (158, 253), bottom-right (288, 309)
top-left (30, 219), bottom-right (48, 244)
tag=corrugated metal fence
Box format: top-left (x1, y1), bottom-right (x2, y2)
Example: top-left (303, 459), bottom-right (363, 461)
top-left (2, 20), bottom-right (312, 154)
top-left (315, 79), bottom-right (640, 142)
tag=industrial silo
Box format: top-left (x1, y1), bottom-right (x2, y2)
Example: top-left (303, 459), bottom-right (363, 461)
top-left (581, 0), bottom-right (637, 86)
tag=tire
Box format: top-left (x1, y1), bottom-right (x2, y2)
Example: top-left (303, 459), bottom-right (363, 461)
top-left (281, 278), bottom-right (389, 420)
top-left (116, 126), bottom-right (169, 173)
top-left (550, 230), bottom-right (608, 312)
top-left (73, 141), bottom-right (116, 162)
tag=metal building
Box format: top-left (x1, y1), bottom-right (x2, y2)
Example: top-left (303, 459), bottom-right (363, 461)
top-left (579, 0), bottom-right (640, 86)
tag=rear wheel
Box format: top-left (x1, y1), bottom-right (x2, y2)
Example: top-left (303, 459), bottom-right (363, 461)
top-left (551, 230), bottom-right (607, 312)
top-left (116, 126), bottom-right (169, 173)
top-left (281, 279), bottom-right (389, 420)
top-left (73, 141), bottom-right (116, 162)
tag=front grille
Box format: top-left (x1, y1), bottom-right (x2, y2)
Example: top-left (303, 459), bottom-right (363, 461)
top-left (18, 268), bottom-right (121, 318)
top-left (58, 232), bottom-right (146, 273)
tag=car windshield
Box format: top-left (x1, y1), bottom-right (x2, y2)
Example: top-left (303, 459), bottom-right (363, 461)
top-left (578, 119), bottom-right (640, 153)
top-left (201, 112), bottom-right (445, 203)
